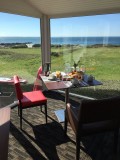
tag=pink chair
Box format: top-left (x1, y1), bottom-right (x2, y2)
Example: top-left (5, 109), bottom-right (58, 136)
top-left (33, 66), bottom-right (43, 91)
top-left (13, 75), bottom-right (47, 129)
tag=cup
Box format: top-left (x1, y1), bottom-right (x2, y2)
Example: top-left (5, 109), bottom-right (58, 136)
top-left (50, 74), bottom-right (56, 80)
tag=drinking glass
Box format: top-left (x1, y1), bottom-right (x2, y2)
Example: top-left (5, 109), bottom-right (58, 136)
top-left (76, 67), bottom-right (79, 72)
top-left (80, 65), bottom-right (86, 73)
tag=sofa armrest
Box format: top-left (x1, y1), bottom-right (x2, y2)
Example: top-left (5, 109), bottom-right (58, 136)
top-left (66, 103), bottom-right (80, 134)
top-left (0, 106), bottom-right (10, 160)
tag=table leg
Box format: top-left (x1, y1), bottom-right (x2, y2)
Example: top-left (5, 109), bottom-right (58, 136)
top-left (54, 88), bottom-right (69, 123)
top-left (65, 88), bottom-right (69, 104)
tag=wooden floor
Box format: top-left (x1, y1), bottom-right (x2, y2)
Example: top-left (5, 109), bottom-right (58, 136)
top-left (9, 91), bottom-right (120, 160)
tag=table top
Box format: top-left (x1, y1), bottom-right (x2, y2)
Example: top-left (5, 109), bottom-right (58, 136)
top-left (41, 74), bottom-right (102, 91)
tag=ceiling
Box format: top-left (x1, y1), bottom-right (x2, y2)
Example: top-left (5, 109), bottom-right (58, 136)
top-left (0, 0), bottom-right (120, 19)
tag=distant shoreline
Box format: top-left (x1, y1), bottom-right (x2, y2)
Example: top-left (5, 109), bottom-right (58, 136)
top-left (0, 43), bottom-right (120, 49)
top-left (0, 36), bottom-right (120, 46)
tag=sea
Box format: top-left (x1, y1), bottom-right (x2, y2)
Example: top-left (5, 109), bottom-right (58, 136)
top-left (0, 37), bottom-right (120, 46)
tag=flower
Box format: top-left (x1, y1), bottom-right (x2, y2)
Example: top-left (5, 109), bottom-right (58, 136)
top-left (73, 59), bottom-right (80, 71)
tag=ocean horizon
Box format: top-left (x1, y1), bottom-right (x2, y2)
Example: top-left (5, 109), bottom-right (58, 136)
top-left (0, 36), bottom-right (120, 46)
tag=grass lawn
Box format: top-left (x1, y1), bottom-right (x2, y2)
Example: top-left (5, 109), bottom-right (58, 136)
top-left (0, 48), bottom-right (41, 83)
top-left (51, 46), bottom-right (120, 80)
top-left (0, 46), bottom-right (120, 99)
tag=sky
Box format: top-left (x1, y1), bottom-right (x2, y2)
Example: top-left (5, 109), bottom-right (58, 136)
top-left (0, 12), bottom-right (120, 37)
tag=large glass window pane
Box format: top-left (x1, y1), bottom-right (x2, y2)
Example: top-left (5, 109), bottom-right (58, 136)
top-left (50, 14), bottom-right (120, 98)
top-left (0, 13), bottom-right (41, 92)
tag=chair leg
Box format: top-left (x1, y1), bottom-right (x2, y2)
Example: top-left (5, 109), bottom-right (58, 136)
top-left (114, 128), bottom-right (119, 153)
top-left (18, 106), bottom-right (20, 116)
top-left (44, 104), bottom-right (47, 123)
top-left (76, 134), bottom-right (80, 160)
top-left (64, 116), bottom-right (68, 136)
top-left (20, 108), bottom-right (22, 130)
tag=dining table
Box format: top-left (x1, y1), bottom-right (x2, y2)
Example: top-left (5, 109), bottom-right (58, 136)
top-left (0, 77), bottom-right (27, 91)
top-left (0, 77), bottom-right (27, 84)
top-left (0, 77), bottom-right (27, 107)
top-left (40, 73), bottom-right (102, 122)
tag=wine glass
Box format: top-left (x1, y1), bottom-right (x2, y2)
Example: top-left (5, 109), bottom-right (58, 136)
top-left (65, 63), bottom-right (71, 81)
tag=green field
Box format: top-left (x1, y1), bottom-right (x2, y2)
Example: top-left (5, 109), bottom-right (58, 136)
top-left (51, 46), bottom-right (120, 80)
top-left (0, 48), bottom-right (41, 83)
top-left (0, 46), bottom-right (120, 99)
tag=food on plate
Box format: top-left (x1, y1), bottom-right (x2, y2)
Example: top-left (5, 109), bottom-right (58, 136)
top-left (56, 71), bottom-right (62, 78)
top-left (68, 71), bottom-right (77, 78)
top-left (68, 71), bottom-right (84, 79)
top-left (77, 71), bottom-right (84, 80)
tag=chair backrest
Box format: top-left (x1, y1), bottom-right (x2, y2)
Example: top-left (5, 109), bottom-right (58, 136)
top-left (13, 75), bottom-right (23, 100)
top-left (33, 66), bottom-right (43, 91)
top-left (37, 66), bottom-right (42, 79)
top-left (79, 96), bottom-right (120, 124)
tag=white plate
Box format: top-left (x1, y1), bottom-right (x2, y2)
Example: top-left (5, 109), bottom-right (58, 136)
top-left (48, 77), bottom-right (54, 80)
